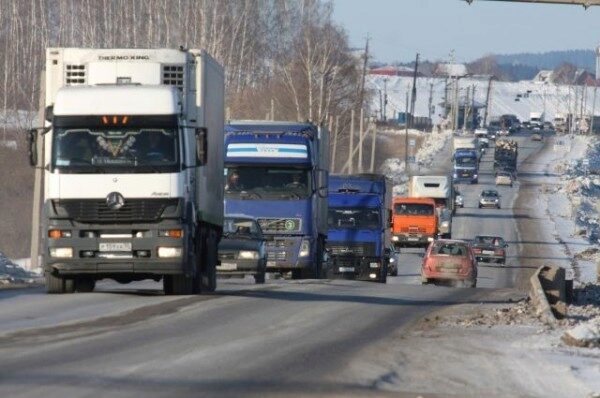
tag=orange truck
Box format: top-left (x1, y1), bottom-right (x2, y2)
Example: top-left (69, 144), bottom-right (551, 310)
top-left (391, 197), bottom-right (437, 247)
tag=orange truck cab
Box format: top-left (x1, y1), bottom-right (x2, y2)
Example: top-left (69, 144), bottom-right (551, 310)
top-left (391, 197), bottom-right (437, 247)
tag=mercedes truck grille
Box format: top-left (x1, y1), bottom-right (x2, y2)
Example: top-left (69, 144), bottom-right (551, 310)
top-left (56, 199), bottom-right (178, 223)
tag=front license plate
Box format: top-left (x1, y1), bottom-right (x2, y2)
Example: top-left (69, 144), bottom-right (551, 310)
top-left (266, 261), bottom-right (277, 267)
top-left (483, 250), bottom-right (494, 255)
top-left (219, 262), bottom-right (237, 270)
top-left (339, 266), bottom-right (355, 272)
top-left (407, 237), bottom-right (419, 242)
top-left (99, 242), bottom-right (132, 252)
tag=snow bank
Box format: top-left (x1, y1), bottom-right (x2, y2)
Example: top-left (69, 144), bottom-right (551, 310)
top-left (0, 252), bottom-right (36, 284)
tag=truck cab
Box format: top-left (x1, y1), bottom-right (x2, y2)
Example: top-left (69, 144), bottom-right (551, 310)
top-left (326, 174), bottom-right (391, 283)
top-left (223, 121), bottom-right (329, 279)
top-left (453, 149), bottom-right (479, 184)
top-left (31, 48), bottom-right (224, 295)
top-left (391, 197), bottom-right (437, 247)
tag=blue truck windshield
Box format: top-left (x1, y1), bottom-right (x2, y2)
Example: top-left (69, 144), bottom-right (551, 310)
top-left (455, 157), bottom-right (477, 167)
top-left (52, 127), bottom-right (179, 173)
top-left (328, 207), bottom-right (380, 229)
top-left (225, 167), bottom-right (311, 199)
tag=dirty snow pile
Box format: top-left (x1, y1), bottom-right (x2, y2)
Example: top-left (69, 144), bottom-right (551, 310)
top-left (381, 129), bottom-right (452, 196)
top-left (0, 251), bottom-right (35, 285)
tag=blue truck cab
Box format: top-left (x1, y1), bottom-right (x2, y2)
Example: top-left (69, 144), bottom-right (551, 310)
top-left (453, 149), bottom-right (479, 184)
top-left (326, 174), bottom-right (392, 283)
top-left (224, 121), bottom-right (329, 279)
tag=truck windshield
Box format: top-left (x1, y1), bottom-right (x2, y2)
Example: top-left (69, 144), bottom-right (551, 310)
top-left (394, 203), bottom-right (434, 216)
top-left (52, 127), bottom-right (179, 173)
top-left (455, 157), bottom-right (476, 167)
top-left (225, 167), bottom-right (311, 199)
top-left (328, 207), bottom-right (380, 229)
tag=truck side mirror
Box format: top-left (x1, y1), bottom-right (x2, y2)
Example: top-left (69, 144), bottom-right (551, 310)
top-left (27, 129), bottom-right (38, 167)
top-left (316, 168), bottom-right (328, 198)
top-left (195, 128), bottom-right (207, 166)
top-left (388, 209), bottom-right (394, 228)
top-left (44, 105), bottom-right (54, 123)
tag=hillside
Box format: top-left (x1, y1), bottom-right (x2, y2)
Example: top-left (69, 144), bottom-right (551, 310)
top-left (493, 49), bottom-right (596, 72)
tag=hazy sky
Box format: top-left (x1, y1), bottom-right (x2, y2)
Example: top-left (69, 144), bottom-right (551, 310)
top-left (332, 0), bottom-right (600, 63)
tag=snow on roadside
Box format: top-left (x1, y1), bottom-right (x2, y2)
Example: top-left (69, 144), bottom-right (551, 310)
top-left (380, 129), bottom-right (452, 196)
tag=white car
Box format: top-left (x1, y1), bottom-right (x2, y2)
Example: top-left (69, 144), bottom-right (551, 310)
top-left (474, 128), bottom-right (488, 137)
top-left (495, 172), bottom-right (513, 187)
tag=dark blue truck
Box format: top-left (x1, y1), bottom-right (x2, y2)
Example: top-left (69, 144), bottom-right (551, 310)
top-left (223, 121), bottom-right (329, 279)
top-left (453, 149), bottom-right (479, 184)
top-left (326, 174), bottom-right (392, 283)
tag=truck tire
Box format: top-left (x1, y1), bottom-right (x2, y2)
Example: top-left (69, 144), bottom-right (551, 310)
top-left (421, 275), bottom-right (429, 285)
top-left (291, 270), bottom-right (303, 280)
top-left (45, 272), bottom-right (75, 294)
top-left (75, 277), bottom-right (95, 293)
top-left (254, 272), bottom-right (266, 284)
top-left (164, 274), bottom-right (193, 295)
top-left (199, 229), bottom-right (218, 293)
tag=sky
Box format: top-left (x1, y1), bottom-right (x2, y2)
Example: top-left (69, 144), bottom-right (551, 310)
top-left (332, 0), bottom-right (600, 63)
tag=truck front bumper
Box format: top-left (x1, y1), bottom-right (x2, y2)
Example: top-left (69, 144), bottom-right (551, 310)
top-left (263, 235), bottom-right (314, 272)
top-left (329, 255), bottom-right (385, 282)
top-left (392, 234), bottom-right (434, 247)
top-left (44, 220), bottom-right (187, 277)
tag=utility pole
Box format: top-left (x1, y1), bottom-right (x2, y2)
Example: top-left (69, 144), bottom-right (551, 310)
top-left (405, 90), bottom-right (409, 176)
top-left (383, 78), bottom-right (389, 122)
top-left (357, 35), bottom-right (370, 112)
top-left (409, 53), bottom-right (420, 128)
top-left (483, 76), bottom-right (494, 127)
top-left (30, 71), bottom-right (45, 271)
top-left (331, 115), bottom-right (339, 173)
top-left (463, 86), bottom-right (470, 131)
top-left (370, 122), bottom-right (377, 172)
top-left (590, 84), bottom-right (598, 134)
top-left (379, 90), bottom-right (383, 121)
top-left (443, 77), bottom-right (449, 119)
top-left (453, 77), bottom-right (460, 131)
top-left (427, 81), bottom-right (434, 121)
top-left (358, 108), bottom-right (364, 173)
top-left (349, 109), bottom-right (355, 174)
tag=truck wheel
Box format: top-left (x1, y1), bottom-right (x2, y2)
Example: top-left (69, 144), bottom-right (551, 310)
top-left (200, 229), bottom-right (218, 293)
top-left (254, 272), bottom-right (266, 284)
top-left (164, 274), bottom-right (193, 295)
top-left (75, 277), bottom-right (95, 293)
top-left (45, 272), bottom-right (72, 294)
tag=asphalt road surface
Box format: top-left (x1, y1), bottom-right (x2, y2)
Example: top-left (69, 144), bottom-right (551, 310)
top-left (0, 131), bottom-right (546, 398)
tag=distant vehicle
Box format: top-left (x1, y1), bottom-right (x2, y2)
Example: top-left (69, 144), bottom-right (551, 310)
top-left (452, 136), bottom-right (480, 153)
top-left (474, 128), bottom-right (488, 138)
top-left (531, 133), bottom-right (543, 141)
top-left (543, 121), bottom-right (553, 131)
top-left (488, 121), bottom-right (501, 133)
top-left (408, 175), bottom-right (455, 238)
top-left (478, 136), bottom-right (489, 148)
top-left (454, 190), bottom-right (464, 208)
top-left (218, 216), bottom-right (267, 283)
top-left (529, 112), bottom-right (544, 130)
top-left (494, 139), bottom-right (518, 174)
top-left (479, 190), bottom-right (501, 209)
top-left (453, 149), bottom-right (479, 184)
top-left (498, 129), bottom-right (510, 136)
top-left (421, 239), bottom-right (477, 288)
top-left (554, 113), bottom-right (568, 133)
top-left (495, 171), bottom-right (513, 187)
top-left (391, 197), bottom-right (437, 247)
top-left (487, 130), bottom-right (497, 140)
top-left (471, 235), bottom-right (508, 265)
top-left (387, 244), bottom-right (400, 276)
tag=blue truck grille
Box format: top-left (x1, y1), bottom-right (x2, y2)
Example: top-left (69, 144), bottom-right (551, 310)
top-left (327, 242), bottom-right (376, 257)
top-left (257, 218), bottom-right (302, 233)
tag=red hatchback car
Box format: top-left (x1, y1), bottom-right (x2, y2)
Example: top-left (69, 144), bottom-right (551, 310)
top-left (421, 239), bottom-right (477, 288)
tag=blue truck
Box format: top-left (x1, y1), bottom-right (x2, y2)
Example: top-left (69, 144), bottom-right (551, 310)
top-left (326, 174), bottom-right (392, 283)
top-left (223, 121), bottom-right (329, 279)
top-left (453, 149), bottom-right (479, 184)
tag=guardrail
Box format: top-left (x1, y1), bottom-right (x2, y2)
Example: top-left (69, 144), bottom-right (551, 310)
top-left (529, 265), bottom-right (567, 324)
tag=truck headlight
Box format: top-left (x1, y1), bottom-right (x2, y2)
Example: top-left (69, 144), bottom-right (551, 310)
top-left (441, 221), bottom-right (450, 228)
top-left (49, 247), bottom-right (73, 258)
top-left (299, 239), bottom-right (310, 257)
top-left (473, 174), bottom-right (478, 178)
top-left (238, 250), bottom-right (259, 260)
top-left (453, 173), bottom-right (458, 178)
top-left (392, 236), bottom-right (399, 242)
top-left (389, 257), bottom-right (395, 263)
top-left (427, 237), bottom-right (434, 242)
top-left (157, 247), bottom-right (182, 258)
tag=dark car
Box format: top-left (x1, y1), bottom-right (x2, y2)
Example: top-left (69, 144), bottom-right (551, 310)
top-left (387, 244), bottom-right (400, 276)
top-left (478, 190), bottom-right (501, 209)
top-left (218, 215), bottom-right (267, 284)
top-left (471, 235), bottom-right (508, 264)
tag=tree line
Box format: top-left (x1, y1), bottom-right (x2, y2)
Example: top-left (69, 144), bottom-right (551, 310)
top-left (0, 0), bottom-right (367, 143)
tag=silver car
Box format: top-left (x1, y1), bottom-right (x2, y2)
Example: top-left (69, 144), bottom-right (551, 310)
top-left (478, 190), bottom-right (501, 209)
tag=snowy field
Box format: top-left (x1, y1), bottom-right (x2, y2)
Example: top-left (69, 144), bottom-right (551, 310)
top-left (368, 75), bottom-right (600, 125)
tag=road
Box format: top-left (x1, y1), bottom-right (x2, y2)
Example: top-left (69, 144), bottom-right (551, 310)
top-left (0, 132), bottom-right (546, 397)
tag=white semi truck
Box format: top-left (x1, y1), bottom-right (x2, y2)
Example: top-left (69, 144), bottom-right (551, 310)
top-left (408, 175), bottom-right (454, 238)
top-left (28, 48), bottom-right (224, 294)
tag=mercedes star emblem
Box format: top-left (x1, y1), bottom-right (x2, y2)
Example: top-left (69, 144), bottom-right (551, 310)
top-left (106, 192), bottom-right (125, 210)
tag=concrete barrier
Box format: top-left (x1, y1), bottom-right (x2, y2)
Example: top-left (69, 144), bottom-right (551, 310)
top-left (529, 265), bottom-right (567, 324)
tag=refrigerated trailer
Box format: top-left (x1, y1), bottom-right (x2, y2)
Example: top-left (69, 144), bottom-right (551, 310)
top-left (28, 48), bottom-right (225, 294)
